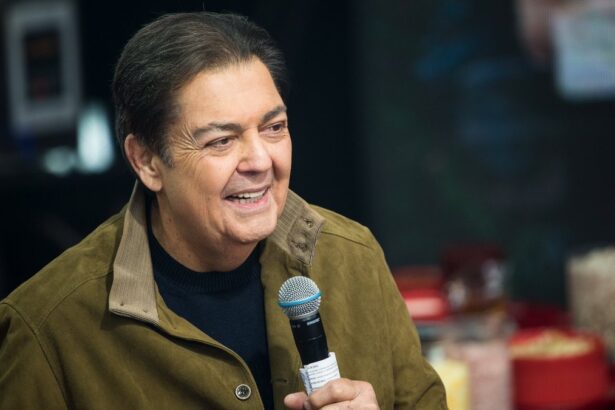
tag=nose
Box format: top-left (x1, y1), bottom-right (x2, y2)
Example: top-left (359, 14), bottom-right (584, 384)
top-left (236, 131), bottom-right (272, 174)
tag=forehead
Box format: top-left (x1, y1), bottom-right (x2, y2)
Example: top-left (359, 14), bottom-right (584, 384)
top-left (176, 59), bottom-right (285, 126)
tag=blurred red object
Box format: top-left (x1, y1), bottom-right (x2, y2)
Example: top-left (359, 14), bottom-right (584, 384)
top-left (509, 301), bottom-right (570, 329)
top-left (440, 243), bottom-right (507, 314)
top-left (399, 288), bottom-right (449, 323)
top-left (392, 266), bottom-right (448, 323)
top-left (441, 243), bottom-right (504, 278)
top-left (511, 328), bottom-right (608, 410)
top-left (392, 265), bottom-right (443, 291)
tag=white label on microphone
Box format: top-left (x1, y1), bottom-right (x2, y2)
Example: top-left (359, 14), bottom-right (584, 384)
top-left (299, 352), bottom-right (341, 395)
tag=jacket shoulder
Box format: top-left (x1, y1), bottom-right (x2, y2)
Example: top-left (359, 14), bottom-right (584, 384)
top-left (310, 205), bottom-right (377, 249)
top-left (2, 211), bottom-right (125, 330)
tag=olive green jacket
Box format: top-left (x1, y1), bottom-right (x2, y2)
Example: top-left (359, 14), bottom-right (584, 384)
top-left (0, 185), bottom-right (446, 409)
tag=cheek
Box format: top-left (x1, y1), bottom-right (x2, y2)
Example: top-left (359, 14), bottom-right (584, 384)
top-left (195, 159), bottom-right (238, 193)
top-left (273, 140), bottom-right (292, 176)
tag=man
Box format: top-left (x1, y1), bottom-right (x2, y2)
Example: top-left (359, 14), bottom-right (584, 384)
top-left (0, 12), bottom-right (446, 409)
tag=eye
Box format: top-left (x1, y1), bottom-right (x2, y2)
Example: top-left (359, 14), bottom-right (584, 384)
top-left (206, 136), bottom-right (234, 149)
top-left (266, 121), bottom-right (287, 133)
top-left (270, 123), bottom-right (283, 132)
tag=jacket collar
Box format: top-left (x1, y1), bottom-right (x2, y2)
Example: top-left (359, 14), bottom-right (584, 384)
top-left (109, 183), bottom-right (324, 324)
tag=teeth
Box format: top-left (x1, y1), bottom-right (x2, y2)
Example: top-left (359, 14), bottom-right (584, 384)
top-left (229, 188), bottom-right (267, 203)
top-left (235, 190), bottom-right (265, 199)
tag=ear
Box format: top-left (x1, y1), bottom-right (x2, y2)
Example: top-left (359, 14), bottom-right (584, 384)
top-left (124, 134), bottom-right (164, 192)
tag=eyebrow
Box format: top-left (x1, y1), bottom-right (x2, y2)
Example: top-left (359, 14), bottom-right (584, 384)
top-left (191, 104), bottom-right (287, 139)
top-left (261, 104), bottom-right (287, 125)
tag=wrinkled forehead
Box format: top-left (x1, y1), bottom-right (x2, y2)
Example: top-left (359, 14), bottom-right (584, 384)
top-left (172, 59), bottom-right (285, 131)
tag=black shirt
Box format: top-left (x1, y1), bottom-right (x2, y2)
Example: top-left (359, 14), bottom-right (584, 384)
top-left (147, 206), bottom-right (274, 409)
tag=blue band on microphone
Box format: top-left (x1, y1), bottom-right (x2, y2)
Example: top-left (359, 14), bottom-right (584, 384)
top-left (278, 292), bottom-right (321, 308)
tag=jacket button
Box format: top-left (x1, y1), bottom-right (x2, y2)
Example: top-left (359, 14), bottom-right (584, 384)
top-left (235, 384), bottom-right (251, 400)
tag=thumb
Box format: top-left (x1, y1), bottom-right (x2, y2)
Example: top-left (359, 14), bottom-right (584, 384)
top-left (284, 392), bottom-right (309, 410)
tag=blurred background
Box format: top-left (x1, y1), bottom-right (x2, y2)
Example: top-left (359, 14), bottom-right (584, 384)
top-left (2, 0), bottom-right (615, 408)
top-left (3, 0), bottom-right (614, 304)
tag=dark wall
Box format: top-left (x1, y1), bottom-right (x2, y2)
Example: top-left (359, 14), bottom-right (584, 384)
top-left (2, 0), bottom-right (614, 306)
top-left (356, 0), bottom-right (615, 304)
top-left (78, 0), bottom-right (361, 217)
top-left (0, 0), bottom-right (360, 297)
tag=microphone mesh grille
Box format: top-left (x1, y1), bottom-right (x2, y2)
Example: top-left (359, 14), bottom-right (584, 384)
top-left (278, 276), bottom-right (321, 319)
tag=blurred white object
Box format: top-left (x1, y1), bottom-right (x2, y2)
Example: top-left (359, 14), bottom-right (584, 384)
top-left (553, 0), bottom-right (615, 100)
top-left (5, 1), bottom-right (81, 135)
top-left (568, 246), bottom-right (615, 361)
top-left (77, 103), bottom-right (115, 173)
top-left (42, 146), bottom-right (77, 176)
top-left (445, 315), bottom-right (513, 410)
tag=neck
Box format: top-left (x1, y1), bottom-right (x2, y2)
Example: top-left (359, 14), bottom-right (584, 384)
top-left (150, 201), bottom-right (258, 272)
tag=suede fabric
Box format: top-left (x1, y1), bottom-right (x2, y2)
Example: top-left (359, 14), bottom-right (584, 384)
top-left (0, 184), bottom-right (447, 409)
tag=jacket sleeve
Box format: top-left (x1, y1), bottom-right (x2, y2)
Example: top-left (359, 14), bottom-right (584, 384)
top-left (373, 242), bottom-right (449, 410)
top-left (0, 302), bottom-right (67, 409)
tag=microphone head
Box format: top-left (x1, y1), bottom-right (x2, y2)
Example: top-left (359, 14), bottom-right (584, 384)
top-left (278, 276), bottom-right (322, 320)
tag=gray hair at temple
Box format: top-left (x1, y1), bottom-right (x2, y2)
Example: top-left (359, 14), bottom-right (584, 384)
top-left (112, 12), bottom-right (288, 166)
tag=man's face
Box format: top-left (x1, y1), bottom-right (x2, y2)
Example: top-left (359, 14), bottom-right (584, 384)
top-left (151, 58), bottom-right (291, 256)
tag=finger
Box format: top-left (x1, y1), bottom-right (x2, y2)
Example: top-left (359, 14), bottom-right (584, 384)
top-left (319, 400), bottom-right (353, 410)
top-left (307, 378), bottom-right (358, 409)
top-left (284, 391), bottom-right (309, 410)
top-left (309, 380), bottom-right (379, 410)
top-left (320, 401), bottom-right (379, 410)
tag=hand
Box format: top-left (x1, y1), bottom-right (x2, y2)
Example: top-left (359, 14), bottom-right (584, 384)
top-left (284, 378), bottom-right (379, 410)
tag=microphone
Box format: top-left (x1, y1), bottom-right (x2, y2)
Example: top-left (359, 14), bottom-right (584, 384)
top-left (278, 276), bottom-right (340, 393)
top-left (278, 276), bottom-right (329, 364)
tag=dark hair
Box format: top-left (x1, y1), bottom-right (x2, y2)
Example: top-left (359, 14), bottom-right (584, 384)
top-left (112, 12), bottom-right (288, 166)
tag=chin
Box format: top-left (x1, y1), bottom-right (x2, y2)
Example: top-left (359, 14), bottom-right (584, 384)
top-left (233, 220), bottom-right (278, 244)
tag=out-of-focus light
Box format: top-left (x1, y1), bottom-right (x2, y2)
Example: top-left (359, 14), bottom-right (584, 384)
top-left (42, 146), bottom-right (77, 177)
top-left (553, 1), bottom-right (615, 101)
top-left (6, 1), bottom-right (81, 135)
top-left (77, 102), bottom-right (114, 173)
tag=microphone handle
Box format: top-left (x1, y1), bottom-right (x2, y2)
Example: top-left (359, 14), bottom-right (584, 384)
top-left (290, 312), bottom-right (329, 365)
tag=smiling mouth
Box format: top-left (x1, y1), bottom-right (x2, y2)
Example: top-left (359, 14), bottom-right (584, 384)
top-left (225, 187), bottom-right (269, 204)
